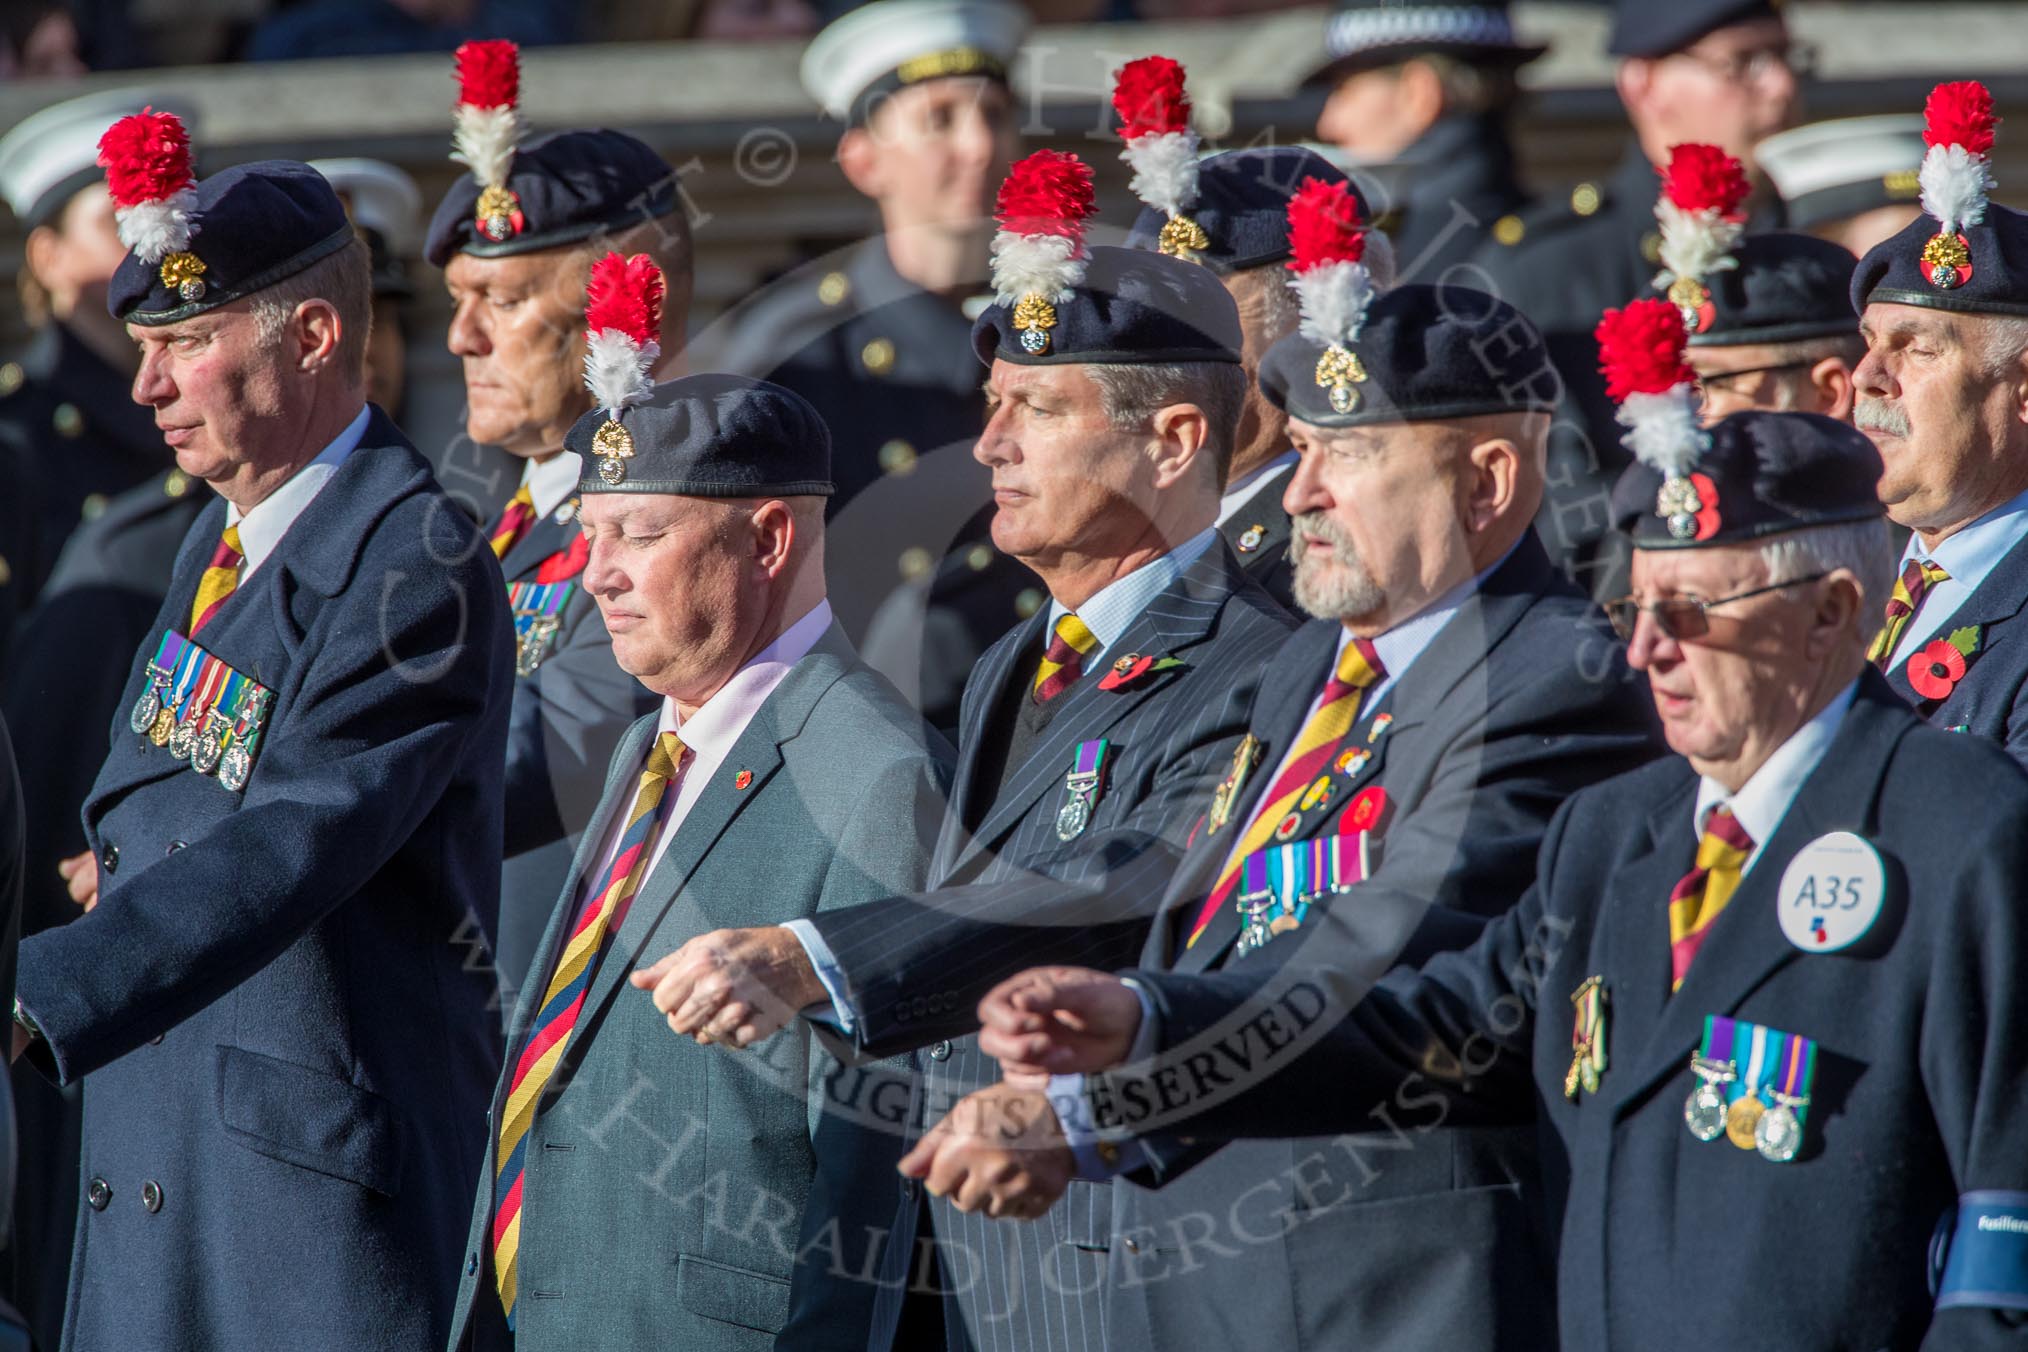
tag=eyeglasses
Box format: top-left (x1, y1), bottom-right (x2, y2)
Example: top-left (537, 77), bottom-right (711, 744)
top-left (1694, 361), bottom-right (1814, 410)
top-left (1604, 572), bottom-right (1830, 642)
top-left (1670, 40), bottom-right (1818, 85)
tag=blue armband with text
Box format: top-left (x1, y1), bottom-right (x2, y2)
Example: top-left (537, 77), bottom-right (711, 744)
top-left (1933, 1191), bottom-right (2028, 1312)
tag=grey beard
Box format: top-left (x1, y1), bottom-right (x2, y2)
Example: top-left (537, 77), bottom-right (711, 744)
top-left (1291, 512), bottom-right (1386, 622)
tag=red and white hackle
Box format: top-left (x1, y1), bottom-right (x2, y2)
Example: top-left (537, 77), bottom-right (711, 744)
top-left (1652, 143), bottom-right (1749, 331)
top-left (1285, 177), bottom-right (1373, 413)
top-left (452, 39), bottom-right (524, 242)
top-left (96, 107), bottom-right (205, 299)
top-left (582, 252), bottom-right (665, 485)
top-left (990, 149), bottom-right (1096, 355)
top-left (1597, 296), bottom-right (1713, 541)
top-left (1917, 80), bottom-right (1998, 289)
top-left (1113, 56), bottom-right (1205, 259)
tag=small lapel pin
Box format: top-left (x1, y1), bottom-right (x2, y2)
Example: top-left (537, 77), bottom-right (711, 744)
top-left (733, 769), bottom-right (753, 791)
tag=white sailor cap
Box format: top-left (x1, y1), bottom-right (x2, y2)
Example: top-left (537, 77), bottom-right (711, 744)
top-left (1755, 115), bottom-right (1926, 232)
top-left (0, 89), bottom-right (194, 229)
top-left (307, 158), bottom-right (423, 258)
top-left (800, 0), bottom-right (1029, 125)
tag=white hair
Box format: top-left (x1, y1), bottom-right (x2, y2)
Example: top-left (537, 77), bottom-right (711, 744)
top-left (1977, 315), bottom-right (2028, 379)
top-left (1758, 518), bottom-right (1897, 633)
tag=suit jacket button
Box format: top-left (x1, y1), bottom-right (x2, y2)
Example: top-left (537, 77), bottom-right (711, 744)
top-left (100, 844), bottom-right (118, 875)
top-left (148, 1034), bottom-right (163, 1046)
top-left (165, 840), bottom-right (187, 854)
top-left (929, 1041), bottom-right (951, 1061)
top-left (141, 1180), bottom-right (163, 1213)
top-left (466, 1254), bottom-right (479, 1277)
top-left (1122, 1235), bottom-right (1141, 1254)
top-left (900, 1178), bottom-right (918, 1200)
top-left (86, 1177), bottom-right (111, 1211)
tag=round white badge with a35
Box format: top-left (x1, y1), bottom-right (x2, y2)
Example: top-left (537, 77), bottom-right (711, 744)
top-left (1777, 831), bottom-right (1885, 952)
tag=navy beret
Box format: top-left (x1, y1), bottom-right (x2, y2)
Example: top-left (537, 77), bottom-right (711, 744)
top-left (971, 244), bottom-right (1242, 367)
top-left (1612, 410), bottom-right (1882, 548)
top-left (108, 160), bottom-right (353, 326)
top-left (1851, 202), bottom-right (2028, 319)
top-left (1691, 231), bottom-right (1858, 347)
top-left (570, 373), bottom-right (834, 498)
top-left (1307, 0), bottom-right (1545, 85)
top-left (1608, 0), bottom-right (1780, 57)
top-left (1259, 282), bottom-right (1558, 428)
top-left (1124, 148), bottom-right (1364, 275)
top-left (425, 128), bottom-right (676, 268)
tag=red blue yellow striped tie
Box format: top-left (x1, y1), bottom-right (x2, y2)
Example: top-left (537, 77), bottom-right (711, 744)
top-left (188, 524), bottom-right (243, 636)
top-left (1033, 613), bottom-right (1098, 704)
top-left (1667, 805), bottom-right (1754, 990)
top-left (1867, 558), bottom-right (1949, 669)
top-left (489, 485), bottom-right (537, 561)
top-left (1185, 637), bottom-right (1384, 948)
top-left (492, 730), bottom-right (685, 1322)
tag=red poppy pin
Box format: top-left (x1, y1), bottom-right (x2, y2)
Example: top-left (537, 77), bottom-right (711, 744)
top-left (733, 769), bottom-right (753, 791)
top-left (1339, 785), bottom-right (1391, 835)
top-left (1908, 625), bottom-right (1981, 702)
top-left (1098, 652), bottom-right (1187, 691)
top-left (536, 532), bottom-right (590, 584)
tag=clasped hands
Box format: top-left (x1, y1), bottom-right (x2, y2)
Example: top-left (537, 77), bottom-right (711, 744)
top-left (631, 934), bottom-right (1145, 1224)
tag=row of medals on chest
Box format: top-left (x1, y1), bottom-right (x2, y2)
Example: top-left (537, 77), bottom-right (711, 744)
top-left (1684, 1052), bottom-right (1805, 1163)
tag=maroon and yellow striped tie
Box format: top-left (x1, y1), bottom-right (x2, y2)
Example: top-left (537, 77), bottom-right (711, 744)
top-left (492, 730), bottom-right (685, 1322)
top-left (188, 524), bottom-right (243, 636)
top-left (1867, 558), bottom-right (1949, 669)
top-left (489, 486), bottom-right (537, 561)
top-left (1667, 805), bottom-right (1754, 990)
top-left (1185, 637), bottom-right (1385, 948)
top-left (1033, 613), bottom-right (1099, 704)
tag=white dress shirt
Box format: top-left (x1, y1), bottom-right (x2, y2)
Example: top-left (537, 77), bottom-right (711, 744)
top-left (1691, 678), bottom-right (1857, 874)
top-left (226, 404), bottom-right (370, 579)
top-left (520, 450), bottom-right (583, 521)
top-left (1888, 485), bottom-right (2028, 667)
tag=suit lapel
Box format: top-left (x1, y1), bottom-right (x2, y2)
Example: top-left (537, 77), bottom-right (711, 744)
top-left (1586, 778), bottom-right (1697, 1090)
top-left (1887, 531), bottom-right (2028, 709)
top-left (1218, 462), bottom-right (1294, 558)
top-left (945, 543), bottom-right (1245, 876)
top-left (1167, 622), bottom-right (1342, 972)
top-left (938, 615), bottom-right (1045, 874)
top-left (575, 644), bottom-right (853, 1031)
top-left (1609, 680), bottom-right (1907, 1116)
top-left (499, 509), bottom-right (577, 584)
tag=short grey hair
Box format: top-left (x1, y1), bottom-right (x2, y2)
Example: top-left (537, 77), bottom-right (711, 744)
top-left (1759, 517), bottom-right (1897, 630)
top-left (1086, 360), bottom-right (1249, 482)
top-left (1977, 315), bottom-right (2028, 379)
top-left (249, 236), bottom-right (372, 387)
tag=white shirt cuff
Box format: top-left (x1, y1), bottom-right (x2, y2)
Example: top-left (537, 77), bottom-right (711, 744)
top-left (1044, 978), bottom-right (1160, 1182)
top-left (781, 919), bottom-right (855, 1035)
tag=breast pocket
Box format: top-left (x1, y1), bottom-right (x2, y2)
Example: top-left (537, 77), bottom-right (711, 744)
top-left (215, 1045), bottom-right (405, 1196)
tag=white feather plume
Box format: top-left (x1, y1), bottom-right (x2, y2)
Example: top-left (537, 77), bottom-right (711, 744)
top-left (1120, 130), bottom-right (1200, 219)
top-left (990, 232), bottom-right (1087, 305)
top-left (113, 186), bottom-right (199, 264)
top-left (1652, 199), bottom-right (1744, 290)
top-left (1291, 260), bottom-right (1375, 349)
top-left (1615, 387), bottom-right (1706, 478)
top-left (452, 103), bottom-right (522, 189)
top-left (1919, 141), bottom-right (1994, 235)
top-left (583, 329), bottom-right (660, 419)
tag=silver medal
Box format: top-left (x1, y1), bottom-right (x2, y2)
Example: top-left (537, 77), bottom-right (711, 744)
top-left (1055, 794), bottom-right (1091, 841)
top-left (218, 743), bottom-right (252, 792)
top-left (130, 686), bottom-right (162, 736)
top-left (1755, 1095), bottom-right (1805, 1163)
top-left (1684, 1056), bottom-right (1736, 1142)
top-left (167, 717), bottom-right (199, 761)
top-left (191, 715), bottom-right (227, 776)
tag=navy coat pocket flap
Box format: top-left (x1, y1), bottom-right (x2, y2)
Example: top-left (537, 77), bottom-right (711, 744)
top-left (676, 1254), bottom-right (791, 1333)
top-left (215, 1046), bottom-right (405, 1197)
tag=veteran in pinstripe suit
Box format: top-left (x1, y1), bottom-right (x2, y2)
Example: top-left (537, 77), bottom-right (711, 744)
top-left (636, 155), bottom-right (1297, 1352)
top-left (445, 363), bottom-right (951, 1352)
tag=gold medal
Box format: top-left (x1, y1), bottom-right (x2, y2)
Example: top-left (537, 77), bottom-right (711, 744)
top-left (149, 707), bottom-right (175, 746)
top-left (1725, 1092), bottom-right (1765, 1150)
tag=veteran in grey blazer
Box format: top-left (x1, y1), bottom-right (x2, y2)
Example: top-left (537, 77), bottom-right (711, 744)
top-left (447, 374), bottom-right (950, 1352)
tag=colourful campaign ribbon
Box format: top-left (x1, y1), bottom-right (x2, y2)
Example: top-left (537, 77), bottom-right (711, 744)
top-left (162, 638), bottom-right (209, 722)
top-left (1236, 831), bottom-right (1368, 934)
top-left (506, 579), bottom-right (576, 626)
top-left (1700, 1015), bottom-right (1817, 1116)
